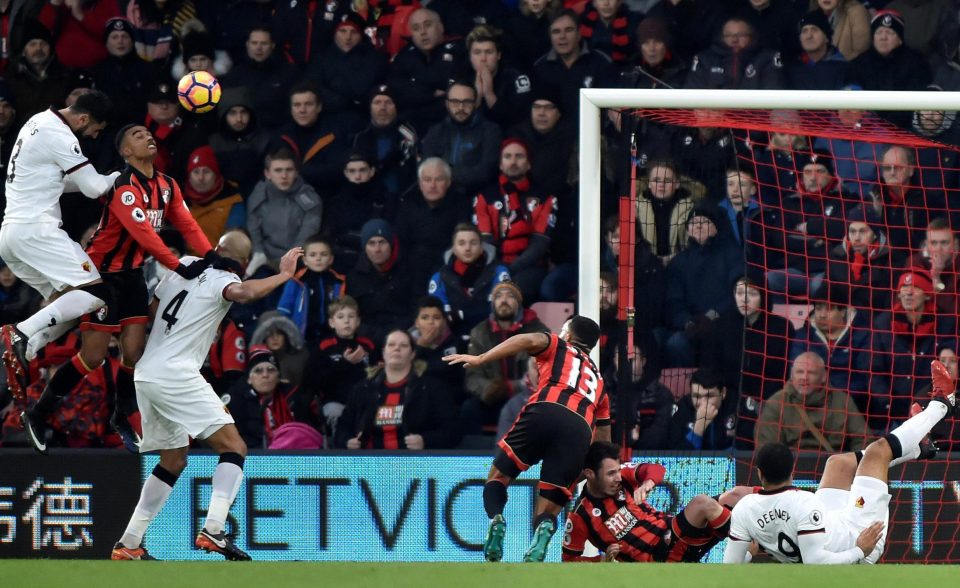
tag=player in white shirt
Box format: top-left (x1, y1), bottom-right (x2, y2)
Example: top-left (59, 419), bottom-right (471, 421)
top-left (0, 91), bottom-right (122, 397)
top-left (724, 360), bottom-right (957, 565)
top-left (111, 231), bottom-right (303, 561)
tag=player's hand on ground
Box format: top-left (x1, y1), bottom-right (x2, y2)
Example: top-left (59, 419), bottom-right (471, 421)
top-left (856, 521), bottom-right (884, 556)
top-left (175, 258), bottom-right (211, 280)
top-left (603, 543), bottom-right (621, 562)
top-left (278, 247), bottom-right (305, 278)
top-left (404, 434), bottom-right (424, 450)
top-left (346, 435), bottom-right (363, 450)
top-left (443, 353), bottom-right (484, 368)
top-left (343, 345), bottom-right (368, 364)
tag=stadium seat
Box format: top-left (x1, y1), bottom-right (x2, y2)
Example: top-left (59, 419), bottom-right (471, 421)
top-left (530, 302), bottom-right (575, 333)
top-left (771, 303), bottom-right (813, 329)
top-left (659, 367), bottom-right (696, 401)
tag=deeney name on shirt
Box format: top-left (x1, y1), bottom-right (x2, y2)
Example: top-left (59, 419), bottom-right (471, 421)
top-left (756, 508), bottom-right (791, 529)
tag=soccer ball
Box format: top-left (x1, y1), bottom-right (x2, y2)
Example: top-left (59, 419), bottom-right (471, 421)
top-left (177, 70), bottom-right (221, 114)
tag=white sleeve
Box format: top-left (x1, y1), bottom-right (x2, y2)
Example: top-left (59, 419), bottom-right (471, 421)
top-left (723, 537), bottom-right (752, 564)
top-left (797, 531), bottom-right (864, 564)
top-left (67, 166), bottom-right (121, 199)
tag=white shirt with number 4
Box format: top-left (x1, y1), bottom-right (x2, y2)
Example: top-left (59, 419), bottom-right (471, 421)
top-left (135, 256), bottom-right (240, 382)
top-left (723, 488), bottom-right (864, 565)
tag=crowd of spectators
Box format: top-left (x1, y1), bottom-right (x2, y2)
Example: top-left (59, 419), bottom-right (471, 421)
top-left (1, 0), bottom-right (959, 454)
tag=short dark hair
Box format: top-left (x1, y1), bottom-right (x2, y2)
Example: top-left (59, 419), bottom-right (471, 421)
top-left (416, 295), bottom-right (445, 315)
top-left (289, 80), bottom-right (321, 101)
top-left (584, 441), bottom-right (621, 472)
top-left (755, 442), bottom-right (795, 485)
top-left (248, 25), bottom-right (272, 41)
top-left (114, 123), bottom-right (139, 153)
top-left (549, 8), bottom-right (579, 28)
top-left (566, 315), bottom-right (601, 352)
top-left (452, 222), bottom-right (481, 244)
top-left (69, 89), bottom-right (113, 124)
top-left (264, 147), bottom-right (299, 170)
top-left (690, 367), bottom-right (723, 390)
top-left (303, 234), bottom-right (332, 250)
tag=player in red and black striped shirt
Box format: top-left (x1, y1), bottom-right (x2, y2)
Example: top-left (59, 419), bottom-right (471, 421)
top-left (21, 125), bottom-right (219, 454)
top-left (562, 442), bottom-right (753, 563)
top-left (445, 314), bottom-right (609, 562)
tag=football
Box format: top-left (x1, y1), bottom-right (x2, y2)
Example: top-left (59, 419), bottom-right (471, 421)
top-left (177, 70), bottom-right (221, 114)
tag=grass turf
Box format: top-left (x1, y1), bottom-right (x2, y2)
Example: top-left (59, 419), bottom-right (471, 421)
top-left (0, 561), bottom-right (957, 588)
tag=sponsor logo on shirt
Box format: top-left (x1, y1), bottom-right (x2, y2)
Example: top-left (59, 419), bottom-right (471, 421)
top-left (375, 404), bottom-right (404, 426)
top-left (604, 506), bottom-right (639, 539)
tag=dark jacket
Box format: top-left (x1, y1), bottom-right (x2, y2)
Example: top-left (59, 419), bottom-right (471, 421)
top-left (386, 40), bottom-right (467, 135)
top-left (221, 52), bottom-right (301, 131)
top-left (411, 328), bottom-right (467, 396)
top-left (275, 116), bottom-right (349, 197)
top-left (420, 112), bottom-right (502, 195)
top-left (846, 45), bottom-right (932, 127)
top-left (0, 277), bottom-right (42, 325)
top-left (481, 66), bottom-right (535, 129)
top-left (683, 41), bottom-right (785, 90)
top-left (668, 392), bottom-right (738, 451)
top-left (760, 187), bottom-right (851, 274)
top-left (705, 310), bottom-right (793, 401)
top-left (346, 250), bottom-right (418, 343)
top-left (665, 236), bottom-right (742, 331)
top-left (225, 381), bottom-right (311, 449)
top-left (826, 237), bottom-right (893, 311)
top-left (90, 50), bottom-right (155, 125)
top-left (334, 366), bottom-right (462, 449)
top-left (352, 120), bottom-right (419, 200)
top-left (503, 10), bottom-right (553, 70)
top-left (305, 39), bottom-right (389, 135)
top-left (533, 44), bottom-right (618, 116)
top-left (428, 245), bottom-right (511, 338)
top-left (789, 308), bottom-right (875, 404)
top-left (208, 88), bottom-right (271, 195)
top-left (464, 309), bottom-right (547, 402)
top-left (323, 178), bottom-right (396, 272)
top-left (785, 47), bottom-right (847, 91)
top-left (507, 118), bottom-right (576, 199)
top-left (866, 184), bottom-right (938, 266)
top-left (394, 189), bottom-right (472, 292)
top-left (305, 334), bottom-right (377, 406)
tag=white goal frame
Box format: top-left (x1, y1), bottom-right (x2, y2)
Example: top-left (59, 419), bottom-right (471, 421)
top-left (577, 88), bottom-right (960, 360)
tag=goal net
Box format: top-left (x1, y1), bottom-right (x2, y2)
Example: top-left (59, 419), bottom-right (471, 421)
top-left (579, 89), bottom-right (960, 563)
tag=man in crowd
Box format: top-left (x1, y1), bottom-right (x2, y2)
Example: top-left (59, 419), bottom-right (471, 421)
top-left (352, 85), bottom-right (419, 201)
top-left (275, 82), bottom-right (348, 197)
top-left (221, 26), bottom-right (300, 131)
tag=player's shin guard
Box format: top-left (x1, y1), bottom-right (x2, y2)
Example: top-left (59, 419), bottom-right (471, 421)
top-left (120, 464), bottom-right (180, 549)
top-left (483, 480), bottom-right (508, 519)
top-left (204, 452), bottom-right (245, 535)
top-left (31, 354), bottom-right (93, 417)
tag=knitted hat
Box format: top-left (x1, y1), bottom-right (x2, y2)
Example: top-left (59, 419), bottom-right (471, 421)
top-left (187, 145), bottom-right (221, 175)
top-left (247, 345), bottom-right (279, 375)
top-left (798, 10), bottom-right (832, 40)
top-left (500, 137), bottom-right (530, 156)
top-left (636, 17), bottom-right (672, 46)
top-left (491, 280), bottom-right (523, 305)
top-left (897, 268), bottom-right (934, 296)
top-left (148, 80), bottom-right (178, 104)
top-left (805, 148), bottom-right (835, 176)
top-left (369, 83), bottom-right (396, 103)
top-left (336, 12), bottom-right (365, 32)
top-left (846, 205), bottom-right (884, 238)
top-left (103, 17), bottom-right (136, 44)
top-left (360, 218), bottom-right (395, 246)
top-left (686, 204), bottom-right (720, 227)
top-left (871, 10), bottom-right (905, 41)
top-left (181, 30), bottom-right (215, 63)
top-left (21, 19), bottom-right (52, 48)
top-left (530, 82), bottom-right (563, 115)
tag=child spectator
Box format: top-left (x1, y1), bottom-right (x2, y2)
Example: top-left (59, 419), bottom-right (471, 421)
top-left (250, 312), bottom-right (310, 388)
top-left (304, 296), bottom-right (377, 440)
top-left (277, 235), bottom-right (345, 345)
top-left (410, 295), bottom-right (466, 395)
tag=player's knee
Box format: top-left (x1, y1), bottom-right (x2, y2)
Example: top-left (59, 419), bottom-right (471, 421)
top-left (866, 437), bottom-right (893, 460)
top-left (78, 346), bottom-right (107, 369)
top-left (161, 452), bottom-right (188, 475)
top-left (825, 452), bottom-right (856, 474)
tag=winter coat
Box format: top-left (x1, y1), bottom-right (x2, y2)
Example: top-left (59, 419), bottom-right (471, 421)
top-left (755, 383), bottom-right (868, 452)
top-left (334, 365), bottom-right (462, 449)
top-left (665, 236), bottom-right (742, 331)
top-left (276, 268), bottom-right (345, 342)
top-left (820, 1), bottom-right (871, 61)
top-left (411, 327), bottom-right (467, 395)
top-left (208, 88), bottom-right (271, 195)
top-left (394, 190), bottom-right (472, 292)
top-left (250, 313), bottom-right (310, 388)
top-left (464, 309), bottom-right (547, 402)
top-left (789, 308), bottom-right (875, 401)
top-left (247, 176), bottom-right (323, 261)
top-left (885, 0), bottom-right (954, 57)
top-left (507, 118), bottom-right (576, 200)
top-left (352, 121), bottom-right (419, 200)
top-left (786, 46), bottom-right (847, 90)
top-left (846, 45), bottom-right (931, 126)
top-left (305, 39), bottom-right (389, 134)
top-left (187, 183), bottom-right (246, 248)
top-left (826, 237), bottom-right (893, 311)
top-left (275, 116), bottom-right (349, 197)
top-left (636, 190), bottom-right (695, 258)
top-left (760, 188), bottom-right (850, 274)
top-left (480, 66), bottom-right (535, 129)
top-left (225, 380), bottom-right (311, 449)
top-left (533, 43), bottom-right (618, 116)
top-left (346, 250), bottom-right (418, 344)
top-left (220, 52), bottom-right (301, 131)
top-left (420, 112), bottom-right (502, 195)
top-left (304, 333), bottom-right (377, 406)
top-left (90, 51), bottom-right (155, 126)
top-left (683, 41), bottom-right (785, 90)
top-left (386, 40), bottom-right (467, 135)
top-left (428, 245), bottom-right (511, 337)
top-left (704, 310), bottom-right (793, 401)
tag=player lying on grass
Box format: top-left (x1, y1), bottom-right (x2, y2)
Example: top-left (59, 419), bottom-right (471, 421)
top-left (724, 360), bottom-right (958, 564)
top-left (111, 231), bottom-right (303, 561)
top-left (445, 315), bottom-right (607, 562)
top-left (561, 441), bottom-right (754, 562)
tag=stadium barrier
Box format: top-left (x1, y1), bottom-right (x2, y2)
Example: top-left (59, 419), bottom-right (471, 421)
top-left (0, 450), bottom-right (956, 562)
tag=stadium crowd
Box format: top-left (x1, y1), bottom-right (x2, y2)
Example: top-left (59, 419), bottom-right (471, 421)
top-left (0, 0), bottom-right (959, 454)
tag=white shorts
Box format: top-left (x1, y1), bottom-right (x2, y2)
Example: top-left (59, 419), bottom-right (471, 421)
top-left (135, 374), bottom-right (235, 452)
top-left (815, 476), bottom-right (891, 564)
top-left (0, 222), bottom-right (100, 298)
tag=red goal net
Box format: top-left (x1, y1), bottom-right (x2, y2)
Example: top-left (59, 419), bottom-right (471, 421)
top-left (620, 105), bottom-right (960, 563)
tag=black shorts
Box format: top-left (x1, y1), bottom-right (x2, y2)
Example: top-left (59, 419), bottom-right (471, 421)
top-left (81, 268), bottom-right (149, 332)
top-left (494, 401), bottom-right (593, 497)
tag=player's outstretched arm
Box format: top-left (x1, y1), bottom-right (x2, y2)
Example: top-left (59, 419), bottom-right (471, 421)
top-left (68, 165), bottom-right (121, 199)
top-left (224, 248), bottom-right (304, 304)
top-left (443, 332), bottom-right (551, 368)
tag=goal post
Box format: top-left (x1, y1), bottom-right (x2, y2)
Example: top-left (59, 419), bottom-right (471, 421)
top-left (578, 88), bottom-right (960, 340)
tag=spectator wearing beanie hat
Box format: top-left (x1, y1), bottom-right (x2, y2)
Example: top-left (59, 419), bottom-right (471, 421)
top-left (92, 17), bottom-right (154, 126)
top-left (352, 84), bottom-right (419, 201)
top-left (171, 25), bottom-right (232, 80)
top-left (461, 279), bottom-right (547, 435)
top-left (346, 219), bottom-right (418, 344)
top-left (622, 17), bottom-right (687, 90)
top-left (871, 266), bottom-right (957, 421)
top-left (183, 146), bottom-right (246, 247)
top-left (846, 10), bottom-right (930, 126)
top-left (226, 345), bottom-right (313, 448)
top-left (506, 82), bottom-right (575, 200)
top-left (8, 19), bottom-right (69, 129)
top-left (37, 0), bottom-right (121, 70)
top-left (786, 10), bottom-right (847, 91)
top-left (304, 12), bottom-right (388, 137)
top-left (826, 204), bottom-right (892, 311)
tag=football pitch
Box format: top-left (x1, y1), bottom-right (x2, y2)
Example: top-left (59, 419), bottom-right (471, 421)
top-left (2, 561), bottom-right (957, 588)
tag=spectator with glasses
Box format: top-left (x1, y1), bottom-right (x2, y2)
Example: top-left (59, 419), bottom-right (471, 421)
top-left (637, 159), bottom-right (695, 267)
top-left (421, 81), bottom-right (502, 196)
top-left (684, 16), bottom-right (785, 90)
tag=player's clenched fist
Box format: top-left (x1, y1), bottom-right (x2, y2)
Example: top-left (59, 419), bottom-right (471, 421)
top-left (278, 247), bottom-right (305, 278)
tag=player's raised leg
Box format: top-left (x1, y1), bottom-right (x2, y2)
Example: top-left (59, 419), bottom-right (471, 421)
top-left (112, 447), bottom-right (187, 560)
top-left (195, 423), bottom-right (251, 561)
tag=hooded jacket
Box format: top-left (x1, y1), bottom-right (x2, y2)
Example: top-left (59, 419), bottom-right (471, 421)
top-left (247, 176), bottom-right (323, 261)
top-left (209, 87), bottom-right (270, 195)
top-left (428, 243), bottom-right (511, 337)
top-left (250, 312), bottom-right (309, 388)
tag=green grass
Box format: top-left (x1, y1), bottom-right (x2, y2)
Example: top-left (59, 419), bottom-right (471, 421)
top-left (0, 561), bottom-right (957, 588)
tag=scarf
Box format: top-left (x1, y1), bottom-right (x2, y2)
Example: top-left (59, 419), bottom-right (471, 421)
top-left (183, 175), bottom-right (224, 205)
top-left (499, 174), bottom-right (531, 238)
top-left (891, 300), bottom-right (938, 338)
top-left (845, 239), bottom-right (880, 281)
top-left (261, 388), bottom-right (295, 445)
top-left (453, 254), bottom-right (486, 290)
top-left (580, 7), bottom-right (630, 63)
